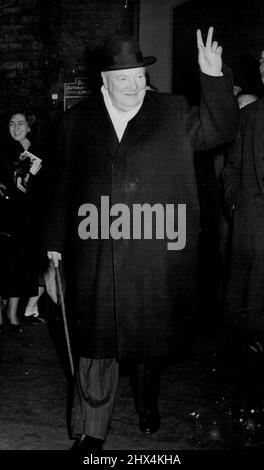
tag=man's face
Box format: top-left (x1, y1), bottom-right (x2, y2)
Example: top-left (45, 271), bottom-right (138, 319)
top-left (237, 93), bottom-right (258, 109)
top-left (101, 67), bottom-right (146, 112)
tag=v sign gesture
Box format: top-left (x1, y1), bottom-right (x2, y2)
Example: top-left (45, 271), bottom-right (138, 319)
top-left (197, 26), bottom-right (223, 77)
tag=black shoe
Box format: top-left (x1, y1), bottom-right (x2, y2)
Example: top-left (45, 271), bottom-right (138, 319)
top-left (29, 315), bottom-right (47, 325)
top-left (0, 324), bottom-right (4, 334)
top-left (9, 323), bottom-right (23, 333)
top-left (138, 405), bottom-right (160, 434)
top-left (70, 434), bottom-right (104, 451)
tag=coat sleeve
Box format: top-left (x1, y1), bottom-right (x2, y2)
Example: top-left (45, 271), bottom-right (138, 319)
top-left (222, 114), bottom-right (244, 218)
top-left (41, 113), bottom-right (72, 254)
top-left (184, 65), bottom-right (239, 151)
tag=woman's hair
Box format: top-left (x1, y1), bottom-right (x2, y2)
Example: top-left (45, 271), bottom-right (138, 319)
top-left (3, 107), bottom-right (38, 146)
top-left (7, 107), bottom-right (37, 129)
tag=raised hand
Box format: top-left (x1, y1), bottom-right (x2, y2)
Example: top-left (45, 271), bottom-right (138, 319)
top-left (197, 26), bottom-right (223, 77)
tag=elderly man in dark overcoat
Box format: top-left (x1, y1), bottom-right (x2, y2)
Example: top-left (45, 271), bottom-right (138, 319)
top-left (45, 27), bottom-right (238, 450)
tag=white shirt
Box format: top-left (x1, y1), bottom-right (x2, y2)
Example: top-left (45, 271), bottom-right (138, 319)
top-left (101, 85), bottom-right (144, 142)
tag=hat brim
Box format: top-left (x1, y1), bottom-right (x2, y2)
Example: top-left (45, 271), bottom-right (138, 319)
top-left (101, 56), bottom-right (157, 71)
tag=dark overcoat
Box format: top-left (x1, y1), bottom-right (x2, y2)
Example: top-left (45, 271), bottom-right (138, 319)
top-left (0, 137), bottom-right (45, 297)
top-left (44, 70), bottom-right (238, 359)
top-left (223, 98), bottom-right (264, 336)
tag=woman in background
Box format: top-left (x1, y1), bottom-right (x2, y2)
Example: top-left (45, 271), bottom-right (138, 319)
top-left (0, 108), bottom-right (47, 332)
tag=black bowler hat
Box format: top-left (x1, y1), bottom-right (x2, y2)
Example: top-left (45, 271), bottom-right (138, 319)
top-left (96, 36), bottom-right (156, 71)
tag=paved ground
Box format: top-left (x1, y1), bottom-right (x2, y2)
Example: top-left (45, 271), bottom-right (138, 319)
top-left (0, 297), bottom-right (263, 466)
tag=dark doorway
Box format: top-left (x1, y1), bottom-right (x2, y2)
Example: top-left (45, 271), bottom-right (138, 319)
top-left (122, 0), bottom-right (140, 38)
top-left (172, 0), bottom-right (264, 103)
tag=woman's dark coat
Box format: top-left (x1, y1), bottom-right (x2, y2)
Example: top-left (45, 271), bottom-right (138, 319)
top-left (44, 70), bottom-right (238, 359)
top-left (223, 98), bottom-right (264, 336)
top-left (0, 137), bottom-right (45, 296)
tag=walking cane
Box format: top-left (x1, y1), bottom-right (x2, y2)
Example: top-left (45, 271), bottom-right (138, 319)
top-left (55, 266), bottom-right (75, 377)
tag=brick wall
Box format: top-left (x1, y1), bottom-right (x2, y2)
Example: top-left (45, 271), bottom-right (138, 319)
top-left (0, 0), bottom-right (132, 115)
top-left (0, 0), bottom-right (47, 114)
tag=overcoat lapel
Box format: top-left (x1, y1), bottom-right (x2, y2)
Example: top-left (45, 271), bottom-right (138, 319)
top-left (115, 93), bottom-right (158, 159)
top-left (91, 95), bottom-right (120, 158)
top-left (90, 92), bottom-right (158, 161)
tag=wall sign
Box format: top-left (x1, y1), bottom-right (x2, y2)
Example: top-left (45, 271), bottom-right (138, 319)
top-left (64, 77), bottom-right (91, 111)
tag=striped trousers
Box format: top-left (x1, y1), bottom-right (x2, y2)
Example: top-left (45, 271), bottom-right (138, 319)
top-left (71, 357), bottom-right (161, 440)
top-left (71, 357), bottom-right (119, 440)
